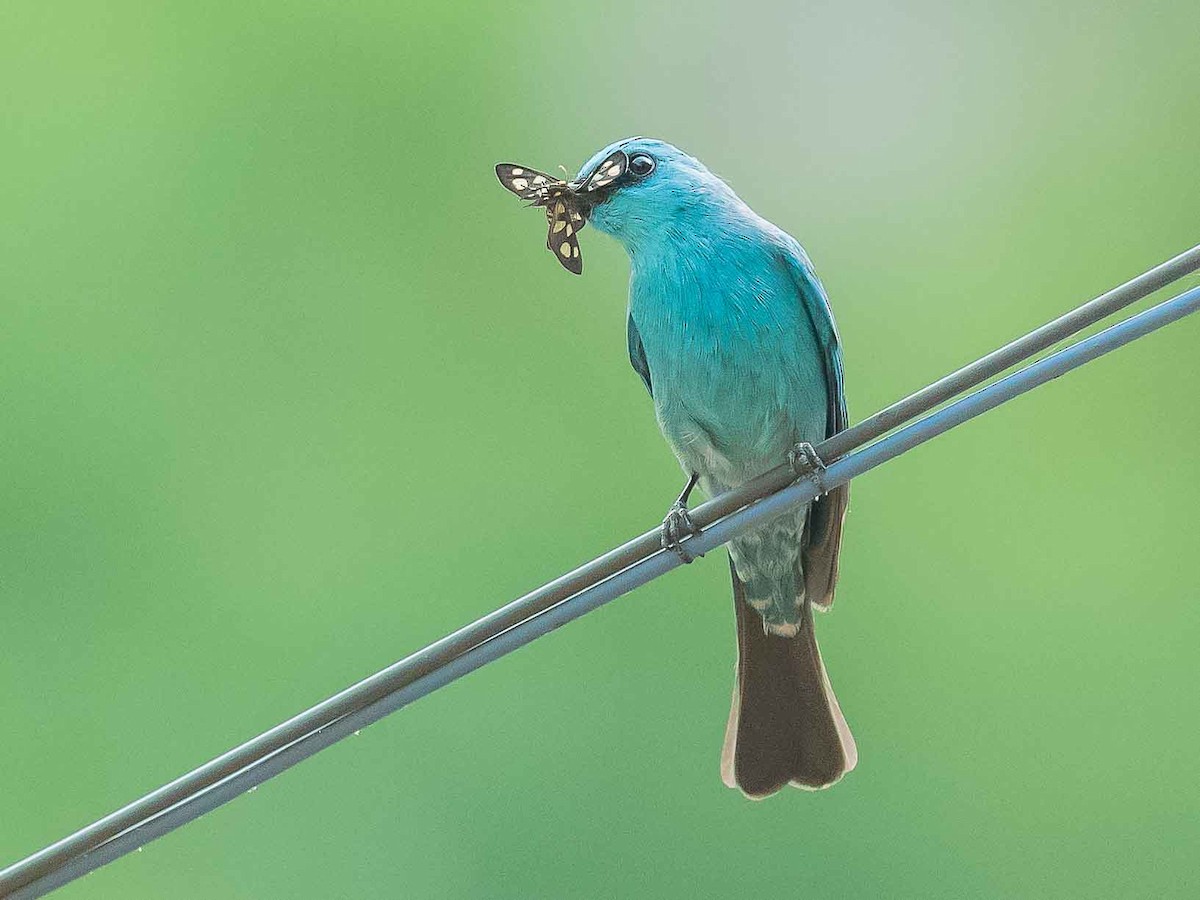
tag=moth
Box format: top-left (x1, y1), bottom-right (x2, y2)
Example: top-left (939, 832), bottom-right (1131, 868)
top-left (495, 150), bottom-right (628, 275)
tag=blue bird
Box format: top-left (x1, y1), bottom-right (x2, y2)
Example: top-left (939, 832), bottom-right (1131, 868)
top-left (498, 138), bottom-right (856, 797)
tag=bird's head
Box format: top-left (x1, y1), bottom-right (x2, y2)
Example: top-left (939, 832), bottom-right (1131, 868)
top-left (496, 137), bottom-right (731, 274)
top-left (574, 137), bottom-right (729, 249)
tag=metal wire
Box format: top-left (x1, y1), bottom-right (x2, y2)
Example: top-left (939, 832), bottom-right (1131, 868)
top-left (3, 249), bottom-right (1199, 899)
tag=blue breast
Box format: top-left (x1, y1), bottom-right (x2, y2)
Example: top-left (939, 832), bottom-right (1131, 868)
top-left (627, 217), bottom-right (829, 485)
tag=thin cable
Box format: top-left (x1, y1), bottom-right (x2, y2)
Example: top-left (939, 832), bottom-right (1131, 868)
top-left (7, 244), bottom-right (1198, 900)
top-left (11, 283), bottom-right (1200, 900)
top-left (4, 245), bottom-right (1198, 898)
top-left (2, 259), bottom-right (1199, 898)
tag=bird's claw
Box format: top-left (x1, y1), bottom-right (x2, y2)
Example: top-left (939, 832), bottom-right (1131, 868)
top-left (661, 501), bottom-right (702, 564)
top-left (788, 442), bottom-right (827, 490)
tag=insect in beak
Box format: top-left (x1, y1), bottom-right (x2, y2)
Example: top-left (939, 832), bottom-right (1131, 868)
top-left (495, 150), bottom-right (628, 276)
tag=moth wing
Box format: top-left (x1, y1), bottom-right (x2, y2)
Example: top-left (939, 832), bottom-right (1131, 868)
top-left (544, 198), bottom-right (582, 275)
top-left (495, 163), bottom-right (560, 200)
top-left (567, 201), bottom-right (586, 234)
top-left (580, 150), bottom-right (627, 193)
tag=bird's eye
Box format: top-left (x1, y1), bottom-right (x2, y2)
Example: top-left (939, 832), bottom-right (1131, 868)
top-left (628, 154), bottom-right (656, 177)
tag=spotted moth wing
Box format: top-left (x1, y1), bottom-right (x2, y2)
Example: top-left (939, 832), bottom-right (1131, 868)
top-left (544, 198), bottom-right (583, 275)
top-left (495, 164), bottom-right (561, 200)
top-left (580, 150), bottom-right (627, 193)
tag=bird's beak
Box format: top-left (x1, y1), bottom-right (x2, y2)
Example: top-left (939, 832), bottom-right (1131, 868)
top-left (562, 179), bottom-right (596, 222)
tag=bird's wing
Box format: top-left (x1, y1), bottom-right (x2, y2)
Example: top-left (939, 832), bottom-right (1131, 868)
top-left (627, 313), bottom-right (653, 397)
top-left (776, 241), bottom-right (849, 610)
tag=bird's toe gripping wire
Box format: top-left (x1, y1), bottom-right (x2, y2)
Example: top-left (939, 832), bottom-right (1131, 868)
top-left (661, 471), bottom-right (703, 564)
top-left (787, 442), bottom-right (828, 492)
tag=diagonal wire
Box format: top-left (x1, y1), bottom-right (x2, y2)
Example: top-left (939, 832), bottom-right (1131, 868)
top-left (2, 246), bottom-right (1199, 899)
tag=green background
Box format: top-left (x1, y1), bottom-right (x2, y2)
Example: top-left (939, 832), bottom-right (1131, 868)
top-left (3, 1), bottom-right (1198, 897)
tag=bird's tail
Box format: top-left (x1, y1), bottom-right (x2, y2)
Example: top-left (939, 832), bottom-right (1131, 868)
top-left (720, 560), bottom-right (857, 798)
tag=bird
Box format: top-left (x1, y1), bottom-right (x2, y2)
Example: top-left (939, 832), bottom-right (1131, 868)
top-left (497, 138), bottom-right (856, 798)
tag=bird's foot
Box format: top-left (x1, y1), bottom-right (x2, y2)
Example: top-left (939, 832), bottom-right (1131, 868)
top-left (661, 501), bottom-right (702, 564)
top-left (788, 442), bottom-right (827, 489)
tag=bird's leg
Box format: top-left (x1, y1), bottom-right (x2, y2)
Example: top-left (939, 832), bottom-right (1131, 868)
top-left (788, 442), bottom-right (827, 491)
top-left (661, 471), bottom-right (703, 564)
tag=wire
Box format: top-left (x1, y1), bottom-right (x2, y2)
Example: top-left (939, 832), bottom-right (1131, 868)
top-left (3, 248), bottom-right (1199, 899)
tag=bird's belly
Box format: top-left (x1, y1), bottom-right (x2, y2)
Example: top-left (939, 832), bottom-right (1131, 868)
top-left (653, 366), bottom-right (823, 492)
top-left (630, 270), bottom-right (829, 492)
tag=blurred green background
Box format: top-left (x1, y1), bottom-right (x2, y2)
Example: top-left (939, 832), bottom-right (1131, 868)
top-left (3, 1), bottom-right (1198, 897)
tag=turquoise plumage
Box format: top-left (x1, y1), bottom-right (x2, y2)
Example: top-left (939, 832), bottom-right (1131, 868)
top-left (499, 138), bottom-right (856, 797)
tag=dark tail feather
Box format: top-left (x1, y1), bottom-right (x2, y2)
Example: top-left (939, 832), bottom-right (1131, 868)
top-left (721, 561), bottom-right (857, 798)
top-left (803, 482), bottom-right (849, 611)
